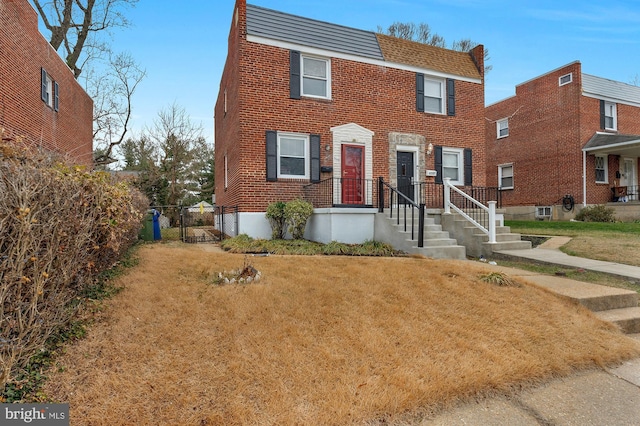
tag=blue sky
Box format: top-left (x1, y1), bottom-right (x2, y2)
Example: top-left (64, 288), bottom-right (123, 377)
top-left (101, 0), bottom-right (640, 146)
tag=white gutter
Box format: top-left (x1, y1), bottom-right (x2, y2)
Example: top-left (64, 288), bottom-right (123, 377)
top-left (582, 150), bottom-right (587, 207)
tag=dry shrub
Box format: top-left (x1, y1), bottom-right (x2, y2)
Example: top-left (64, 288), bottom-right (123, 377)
top-left (44, 245), bottom-right (640, 425)
top-left (0, 144), bottom-right (147, 389)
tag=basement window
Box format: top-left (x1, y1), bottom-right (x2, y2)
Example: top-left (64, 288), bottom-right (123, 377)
top-left (536, 206), bottom-right (552, 219)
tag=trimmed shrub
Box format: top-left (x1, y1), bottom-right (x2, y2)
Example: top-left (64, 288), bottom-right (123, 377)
top-left (284, 199), bottom-right (313, 240)
top-left (265, 201), bottom-right (287, 240)
top-left (575, 204), bottom-right (616, 223)
top-left (0, 144), bottom-right (147, 390)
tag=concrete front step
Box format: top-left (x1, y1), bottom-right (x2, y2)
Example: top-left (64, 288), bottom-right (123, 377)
top-left (375, 214), bottom-right (467, 259)
top-left (526, 275), bottom-right (639, 312)
top-left (408, 244), bottom-right (466, 260)
top-left (485, 241), bottom-right (533, 251)
top-left (596, 307), bottom-right (640, 334)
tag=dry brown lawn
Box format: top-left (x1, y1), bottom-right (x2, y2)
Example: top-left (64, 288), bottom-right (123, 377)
top-left (563, 234), bottom-right (640, 267)
top-left (44, 244), bottom-right (640, 425)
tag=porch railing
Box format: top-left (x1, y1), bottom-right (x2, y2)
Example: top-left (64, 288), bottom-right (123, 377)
top-left (443, 178), bottom-right (497, 244)
top-left (302, 178), bottom-right (376, 208)
top-left (395, 182), bottom-right (502, 209)
top-left (611, 185), bottom-right (639, 202)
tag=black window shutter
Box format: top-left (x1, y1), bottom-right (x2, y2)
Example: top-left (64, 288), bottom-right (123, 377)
top-left (53, 81), bottom-right (59, 111)
top-left (447, 78), bottom-right (456, 116)
top-left (599, 100), bottom-right (605, 129)
top-left (290, 50), bottom-right (301, 99)
top-left (266, 130), bottom-right (278, 182)
top-left (41, 68), bottom-right (47, 102)
top-left (416, 73), bottom-right (424, 112)
top-left (464, 148), bottom-right (473, 186)
top-left (434, 145), bottom-right (443, 184)
top-left (310, 134), bottom-right (321, 182)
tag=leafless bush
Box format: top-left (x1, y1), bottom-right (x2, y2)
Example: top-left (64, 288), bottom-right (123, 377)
top-left (0, 144), bottom-right (147, 388)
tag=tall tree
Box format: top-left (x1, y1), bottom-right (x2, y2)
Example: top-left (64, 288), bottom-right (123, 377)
top-left (31, 0), bottom-right (144, 166)
top-left (32, 0), bottom-right (138, 78)
top-left (377, 22), bottom-right (492, 74)
top-left (148, 103), bottom-right (206, 206)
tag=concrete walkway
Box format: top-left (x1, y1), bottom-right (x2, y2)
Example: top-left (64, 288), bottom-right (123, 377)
top-left (421, 237), bottom-right (640, 425)
top-left (494, 237), bottom-right (640, 283)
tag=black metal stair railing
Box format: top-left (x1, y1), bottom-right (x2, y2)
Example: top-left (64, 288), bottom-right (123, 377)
top-left (377, 177), bottom-right (425, 248)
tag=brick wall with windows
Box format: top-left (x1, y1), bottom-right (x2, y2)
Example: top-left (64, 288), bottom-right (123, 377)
top-left (487, 61), bottom-right (640, 207)
top-left (486, 62), bottom-right (586, 206)
top-left (0, 0), bottom-right (93, 166)
top-left (215, 0), bottom-right (486, 212)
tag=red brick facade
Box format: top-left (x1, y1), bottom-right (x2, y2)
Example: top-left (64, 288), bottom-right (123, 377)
top-left (215, 0), bottom-right (486, 212)
top-left (486, 62), bottom-right (640, 207)
top-left (0, 0), bottom-right (93, 166)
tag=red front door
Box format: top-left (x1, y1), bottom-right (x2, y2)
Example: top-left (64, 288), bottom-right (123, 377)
top-left (341, 145), bottom-right (364, 205)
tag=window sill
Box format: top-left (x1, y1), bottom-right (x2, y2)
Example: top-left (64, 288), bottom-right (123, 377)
top-left (301, 95), bottom-right (332, 102)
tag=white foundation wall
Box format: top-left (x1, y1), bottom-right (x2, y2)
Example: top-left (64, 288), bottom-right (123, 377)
top-left (237, 209), bottom-right (377, 243)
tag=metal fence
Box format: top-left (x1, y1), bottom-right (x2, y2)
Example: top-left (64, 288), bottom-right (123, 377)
top-left (180, 205), bottom-right (238, 243)
top-left (148, 205), bottom-right (239, 243)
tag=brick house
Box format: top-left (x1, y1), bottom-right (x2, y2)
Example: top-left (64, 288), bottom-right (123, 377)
top-left (485, 61), bottom-right (640, 220)
top-left (0, 0), bottom-right (93, 166)
top-left (215, 0), bottom-right (487, 244)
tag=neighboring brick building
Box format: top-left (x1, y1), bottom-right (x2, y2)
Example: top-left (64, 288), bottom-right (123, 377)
top-left (215, 0), bottom-right (486, 239)
top-left (486, 62), bottom-right (640, 218)
top-left (0, 0), bottom-right (93, 166)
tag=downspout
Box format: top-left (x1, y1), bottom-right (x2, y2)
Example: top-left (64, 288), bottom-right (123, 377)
top-left (582, 150), bottom-right (587, 207)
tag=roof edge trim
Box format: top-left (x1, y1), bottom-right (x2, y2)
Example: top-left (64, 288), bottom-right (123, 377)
top-left (246, 34), bottom-right (483, 84)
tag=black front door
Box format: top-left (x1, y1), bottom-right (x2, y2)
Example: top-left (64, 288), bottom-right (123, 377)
top-left (397, 151), bottom-right (414, 203)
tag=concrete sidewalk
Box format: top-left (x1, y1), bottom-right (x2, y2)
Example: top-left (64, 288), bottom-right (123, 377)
top-left (421, 237), bottom-right (640, 425)
top-left (494, 237), bottom-right (640, 283)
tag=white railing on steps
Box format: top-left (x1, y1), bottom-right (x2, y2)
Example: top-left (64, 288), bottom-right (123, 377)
top-left (443, 178), bottom-right (497, 244)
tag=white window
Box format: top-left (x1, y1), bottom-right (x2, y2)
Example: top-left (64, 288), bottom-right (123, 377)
top-left (604, 102), bottom-right (617, 130)
top-left (278, 133), bottom-right (309, 179)
top-left (497, 118), bottom-right (509, 138)
top-left (41, 68), bottom-right (58, 111)
top-left (423, 77), bottom-right (444, 114)
top-left (442, 148), bottom-right (463, 185)
top-left (498, 164), bottom-right (514, 189)
top-left (559, 73), bottom-right (573, 86)
top-left (536, 206), bottom-right (552, 218)
top-left (44, 74), bottom-right (53, 107)
top-left (595, 154), bottom-right (608, 183)
top-left (301, 55), bottom-right (330, 99)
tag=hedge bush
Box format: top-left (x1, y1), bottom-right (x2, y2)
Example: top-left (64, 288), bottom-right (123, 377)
top-left (283, 199), bottom-right (313, 240)
top-left (575, 204), bottom-right (616, 223)
top-left (0, 144), bottom-right (147, 390)
top-left (265, 201), bottom-right (287, 240)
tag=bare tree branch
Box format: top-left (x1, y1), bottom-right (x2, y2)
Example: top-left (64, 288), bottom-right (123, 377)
top-left (91, 52), bottom-right (146, 166)
top-left (31, 0), bottom-right (138, 77)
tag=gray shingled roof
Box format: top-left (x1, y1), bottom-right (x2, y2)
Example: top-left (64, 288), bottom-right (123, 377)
top-left (246, 4), bottom-right (384, 60)
top-left (583, 132), bottom-right (640, 152)
top-left (583, 74), bottom-right (640, 107)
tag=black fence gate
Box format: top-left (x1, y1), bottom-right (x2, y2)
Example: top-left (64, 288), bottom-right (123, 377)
top-left (179, 205), bottom-right (238, 243)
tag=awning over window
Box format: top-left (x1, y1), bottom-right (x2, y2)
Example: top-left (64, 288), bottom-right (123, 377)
top-left (583, 132), bottom-right (640, 156)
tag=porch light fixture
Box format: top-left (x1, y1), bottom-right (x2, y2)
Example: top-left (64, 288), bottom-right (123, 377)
top-left (325, 144), bottom-right (331, 151)
top-left (427, 143), bottom-right (433, 156)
